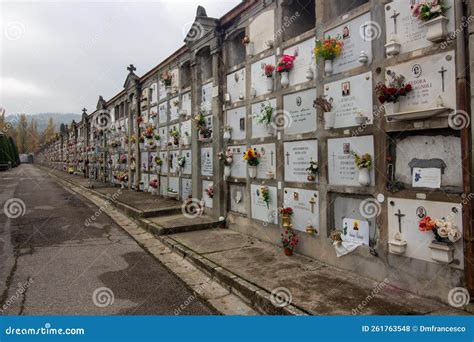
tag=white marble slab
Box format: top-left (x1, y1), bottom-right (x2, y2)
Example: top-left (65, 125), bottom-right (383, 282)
top-left (283, 188), bottom-right (320, 233)
top-left (284, 139), bottom-right (318, 183)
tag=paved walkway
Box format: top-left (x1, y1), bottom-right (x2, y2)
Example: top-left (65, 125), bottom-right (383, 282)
top-left (0, 165), bottom-right (214, 315)
top-left (38, 165), bottom-right (470, 315)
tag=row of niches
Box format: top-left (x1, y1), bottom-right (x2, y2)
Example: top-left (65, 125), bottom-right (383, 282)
top-left (228, 183), bottom-right (464, 267)
top-left (226, 49), bottom-right (456, 133)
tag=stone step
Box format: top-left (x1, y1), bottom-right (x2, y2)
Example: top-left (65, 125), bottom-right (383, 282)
top-left (141, 214), bottom-right (221, 236)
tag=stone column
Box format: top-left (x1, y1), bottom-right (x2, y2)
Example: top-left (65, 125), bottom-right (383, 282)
top-left (135, 91), bottom-right (141, 191)
top-left (190, 52), bottom-right (201, 200)
top-left (127, 98), bottom-right (132, 189)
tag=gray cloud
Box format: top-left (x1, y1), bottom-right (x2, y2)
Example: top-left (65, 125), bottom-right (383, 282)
top-left (0, 0), bottom-right (240, 115)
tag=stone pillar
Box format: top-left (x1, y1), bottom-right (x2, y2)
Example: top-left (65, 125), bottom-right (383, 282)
top-left (135, 91), bottom-right (141, 191)
top-left (127, 99), bottom-right (132, 189)
top-left (190, 52), bottom-right (201, 200)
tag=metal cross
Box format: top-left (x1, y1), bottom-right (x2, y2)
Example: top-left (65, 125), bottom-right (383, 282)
top-left (309, 197), bottom-right (316, 214)
top-left (391, 10), bottom-right (400, 34)
top-left (285, 152), bottom-right (290, 165)
top-left (270, 151), bottom-right (274, 166)
top-left (438, 66), bottom-right (447, 92)
top-left (394, 209), bottom-right (405, 233)
top-left (331, 152), bottom-right (337, 171)
top-left (127, 64), bottom-right (136, 73)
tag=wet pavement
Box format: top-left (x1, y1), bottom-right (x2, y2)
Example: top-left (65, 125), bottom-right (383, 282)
top-left (0, 164), bottom-right (214, 315)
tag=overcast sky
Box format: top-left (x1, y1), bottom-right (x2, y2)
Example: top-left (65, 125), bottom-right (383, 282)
top-left (0, 0), bottom-right (240, 115)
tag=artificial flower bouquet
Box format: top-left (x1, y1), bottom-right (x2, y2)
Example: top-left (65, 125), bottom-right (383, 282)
top-left (276, 54), bottom-right (296, 73)
top-left (351, 151), bottom-right (373, 170)
top-left (243, 147), bottom-right (261, 166)
top-left (419, 216), bottom-right (462, 243)
top-left (314, 35), bottom-right (343, 61)
top-left (375, 71), bottom-right (413, 104)
top-left (411, 1), bottom-right (449, 21)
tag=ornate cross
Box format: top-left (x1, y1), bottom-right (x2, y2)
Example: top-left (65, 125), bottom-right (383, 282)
top-left (285, 152), bottom-right (290, 165)
top-left (438, 66), bottom-right (447, 92)
top-left (391, 10), bottom-right (400, 34)
top-left (127, 64), bottom-right (136, 73)
top-left (394, 209), bottom-right (405, 233)
top-left (309, 197), bottom-right (316, 214)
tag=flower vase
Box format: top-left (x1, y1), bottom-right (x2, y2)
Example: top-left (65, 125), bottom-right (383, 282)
top-left (324, 59), bottom-right (333, 75)
top-left (283, 247), bottom-right (293, 256)
top-left (248, 165), bottom-right (257, 179)
top-left (165, 86), bottom-right (172, 96)
top-left (281, 215), bottom-right (292, 229)
top-left (224, 165), bottom-right (231, 179)
top-left (182, 135), bottom-right (190, 146)
top-left (155, 165), bottom-right (161, 174)
top-left (384, 102), bottom-right (400, 116)
top-left (429, 241), bottom-right (454, 264)
top-left (266, 77), bottom-right (274, 92)
top-left (324, 111), bottom-right (336, 129)
top-left (358, 167), bottom-right (371, 186)
top-left (121, 182), bottom-right (125, 190)
top-left (280, 71), bottom-right (289, 88)
top-left (223, 130), bottom-right (231, 141)
top-left (424, 15), bottom-right (449, 43)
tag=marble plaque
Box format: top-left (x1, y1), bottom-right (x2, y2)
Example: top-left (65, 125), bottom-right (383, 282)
top-left (141, 151), bottom-right (149, 172)
top-left (342, 218), bottom-right (369, 245)
top-left (228, 145), bottom-right (246, 178)
top-left (141, 173), bottom-right (149, 192)
top-left (225, 106), bottom-right (246, 141)
top-left (324, 71), bottom-right (373, 128)
top-left (169, 150), bottom-right (180, 174)
top-left (385, 0), bottom-right (455, 54)
top-left (250, 184), bottom-right (278, 224)
top-left (328, 135), bottom-right (375, 186)
top-left (250, 55), bottom-right (275, 97)
top-left (201, 147), bottom-right (213, 176)
top-left (170, 68), bottom-right (179, 91)
top-left (387, 197), bottom-right (463, 269)
top-left (159, 126), bottom-right (168, 149)
top-left (159, 176), bottom-right (168, 196)
top-left (283, 37), bottom-right (316, 86)
top-left (159, 102), bottom-right (167, 125)
top-left (181, 178), bottom-right (192, 200)
top-left (180, 120), bottom-right (192, 140)
top-left (395, 135), bottom-right (462, 188)
top-left (159, 151), bottom-right (169, 174)
top-left (252, 143), bottom-right (276, 179)
top-left (149, 106), bottom-right (158, 124)
top-left (284, 140), bottom-right (318, 183)
top-left (283, 188), bottom-right (320, 233)
top-left (283, 88), bottom-right (317, 135)
top-left (387, 51), bottom-right (456, 113)
top-left (181, 91), bottom-right (192, 116)
top-left (202, 180), bottom-right (213, 208)
top-left (226, 68), bottom-right (246, 103)
top-left (325, 12), bottom-right (373, 74)
top-left (158, 81), bottom-right (166, 101)
top-left (201, 82), bottom-right (213, 112)
top-left (251, 99), bottom-right (277, 138)
top-left (229, 184), bottom-right (247, 214)
top-left (150, 82), bottom-right (158, 104)
top-left (181, 149), bottom-right (192, 175)
top-left (168, 176), bottom-right (180, 195)
top-left (248, 9), bottom-right (275, 55)
top-left (170, 96), bottom-right (180, 122)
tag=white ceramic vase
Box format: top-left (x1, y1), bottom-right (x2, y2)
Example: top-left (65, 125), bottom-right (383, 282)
top-left (358, 167), bottom-right (371, 186)
top-left (280, 71), bottom-right (289, 88)
top-left (424, 15), bottom-right (449, 43)
top-left (223, 130), bottom-right (231, 141)
top-left (324, 59), bottom-right (333, 75)
top-left (248, 165), bottom-right (257, 179)
top-left (266, 77), bottom-right (274, 92)
top-left (224, 165), bottom-right (231, 178)
top-left (246, 42), bottom-right (254, 57)
top-left (324, 111), bottom-right (336, 129)
top-left (384, 102), bottom-right (400, 116)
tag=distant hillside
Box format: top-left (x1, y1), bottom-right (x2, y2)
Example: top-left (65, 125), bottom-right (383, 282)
top-left (5, 113), bottom-right (81, 133)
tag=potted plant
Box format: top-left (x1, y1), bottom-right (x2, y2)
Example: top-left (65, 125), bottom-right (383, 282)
top-left (218, 148), bottom-right (233, 179)
top-left (376, 71), bottom-right (413, 116)
top-left (264, 64), bottom-right (275, 91)
top-left (281, 229), bottom-right (298, 256)
top-left (314, 35), bottom-right (343, 76)
top-left (419, 216), bottom-right (461, 263)
top-left (243, 147), bottom-right (260, 179)
top-left (276, 54), bottom-right (296, 88)
top-left (160, 71), bottom-right (173, 95)
top-left (223, 125), bottom-right (232, 141)
top-left (169, 128), bottom-right (180, 146)
top-left (242, 35), bottom-right (254, 57)
top-left (314, 95), bottom-right (335, 129)
top-left (255, 101), bottom-right (274, 135)
top-left (306, 159), bottom-right (318, 181)
top-left (154, 156), bottom-right (162, 174)
top-left (258, 184), bottom-right (270, 209)
top-left (205, 183), bottom-right (214, 199)
top-left (279, 207), bottom-right (294, 229)
top-left (351, 151), bottom-right (372, 186)
top-left (412, 1), bottom-right (450, 42)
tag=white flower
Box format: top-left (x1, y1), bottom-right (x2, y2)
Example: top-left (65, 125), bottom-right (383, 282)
top-left (430, 5), bottom-right (442, 13)
top-left (448, 227), bottom-right (462, 243)
top-left (437, 226), bottom-right (449, 238)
